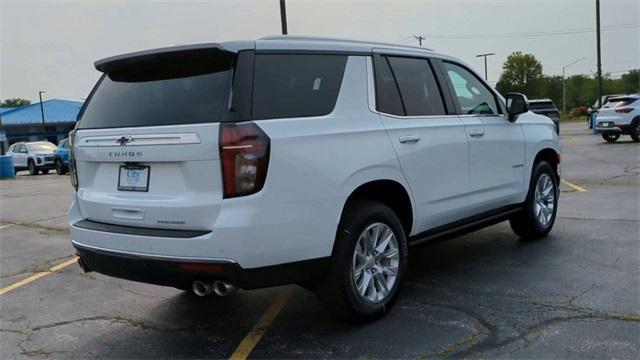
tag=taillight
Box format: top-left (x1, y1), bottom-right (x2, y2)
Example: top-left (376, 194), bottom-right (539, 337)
top-left (219, 122), bottom-right (270, 198)
top-left (68, 130), bottom-right (78, 191)
top-left (615, 108), bottom-right (633, 113)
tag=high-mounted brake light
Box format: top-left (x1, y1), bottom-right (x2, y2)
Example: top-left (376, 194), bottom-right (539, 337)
top-left (68, 130), bottom-right (79, 191)
top-left (615, 108), bottom-right (633, 113)
top-left (219, 122), bottom-right (270, 198)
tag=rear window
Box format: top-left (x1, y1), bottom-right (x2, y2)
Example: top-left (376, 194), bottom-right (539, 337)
top-left (603, 98), bottom-right (638, 108)
top-left (78, 51), bottom-right (234, 129)
top-left (252, 54), bottom-right (347, 120)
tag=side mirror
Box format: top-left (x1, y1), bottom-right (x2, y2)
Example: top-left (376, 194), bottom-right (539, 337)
top-left (505, 93), bottom-right (529, 122)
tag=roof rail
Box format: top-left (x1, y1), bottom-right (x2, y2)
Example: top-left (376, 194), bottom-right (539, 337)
top-left (259, 35), bottom-right (434, 52)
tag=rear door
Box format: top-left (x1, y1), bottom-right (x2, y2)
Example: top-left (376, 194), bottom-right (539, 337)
top-left (73, 47), bottom-right (251, 231)
top-left (372, 53), bottom-right (471, 232)
top-left (439, 61), bottom-right (525, 212)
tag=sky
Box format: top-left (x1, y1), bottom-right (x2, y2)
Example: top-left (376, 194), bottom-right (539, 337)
top-left (1, 0), bottom-right (638, 103)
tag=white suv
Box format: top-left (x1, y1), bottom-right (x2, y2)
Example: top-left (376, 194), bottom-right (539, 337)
top-left (595, 95), bottom-right (640, 142)
top-left (70, 36), bottom-right (560, 320)
top-left (7, 141), bottom-right (58, 175)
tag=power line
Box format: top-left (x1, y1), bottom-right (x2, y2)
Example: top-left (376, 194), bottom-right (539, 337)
top-left (424, 23), bottom-right (639, 39)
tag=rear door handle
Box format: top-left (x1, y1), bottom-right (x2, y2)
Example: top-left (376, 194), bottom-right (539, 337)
top-left (469, 129), bottom-right (485, 138)
top-left (399, 135), bottom-right (421, 144)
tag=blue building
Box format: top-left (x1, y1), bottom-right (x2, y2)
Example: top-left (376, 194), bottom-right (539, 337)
top-left (0, 99), bottom-right (83, 144)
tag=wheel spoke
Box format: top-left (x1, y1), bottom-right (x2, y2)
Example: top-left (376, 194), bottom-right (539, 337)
top-left (370, 224), bottom-right (381, 250)
top-left (359, 272), bottom-right (372, 296)
top-left (375, 229), bottom-right (393, 254)
top-left (382, 248), bottom-right (399, 259)
top-left (353, 262), bottom-right (366, 278)
top-left (373, 271), bottom-right (388, 295)
top-left (383, 266), bottom-right (398, 277)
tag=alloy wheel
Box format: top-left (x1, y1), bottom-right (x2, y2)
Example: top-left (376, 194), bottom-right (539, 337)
top-left (352, 222), bottom-right (399, 303)
top-left (534, 173), bottom-right (555, 227)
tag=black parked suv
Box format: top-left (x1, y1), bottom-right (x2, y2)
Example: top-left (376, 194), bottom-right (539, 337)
top-left (528, 99), bottom-right (560, 134)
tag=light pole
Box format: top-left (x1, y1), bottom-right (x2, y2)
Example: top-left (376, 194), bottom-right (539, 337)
top-left (38, 91), bottom-right (46, 140)
top-left (475, 53), bottom-right (495, 81)
top-left (279, 0), bottom-right (288, 35)
top-left (562, 58), bottom-right (586, 114)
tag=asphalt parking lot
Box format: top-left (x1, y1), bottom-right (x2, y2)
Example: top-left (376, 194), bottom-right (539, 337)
top-left (1, 121), bottom-right (638, 359)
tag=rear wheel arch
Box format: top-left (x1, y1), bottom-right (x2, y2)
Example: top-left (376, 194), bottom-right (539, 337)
top-left (339, 180), bottom-right (414, 240)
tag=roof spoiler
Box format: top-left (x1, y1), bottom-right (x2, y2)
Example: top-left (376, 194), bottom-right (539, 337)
top-left (94, 41), bottom-right (254, 73)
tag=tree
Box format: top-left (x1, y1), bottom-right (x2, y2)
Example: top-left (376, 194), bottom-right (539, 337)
top-left (1, 98), bottom-right (31, 107)
top-left (619, 70), bottom-right (640, 94)
top-left (496, 52), bottom-right (544, 98)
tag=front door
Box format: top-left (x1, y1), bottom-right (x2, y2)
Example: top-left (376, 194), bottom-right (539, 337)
top-left (440, 61), bottom-right (525, 213)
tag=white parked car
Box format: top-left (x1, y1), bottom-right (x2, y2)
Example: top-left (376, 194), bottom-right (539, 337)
top-left (595, 95), bottom-right (640, 142)
top-left (69, 37), bottom-right (561, 320)
top-left (7, 141), bottom-right (58, 175)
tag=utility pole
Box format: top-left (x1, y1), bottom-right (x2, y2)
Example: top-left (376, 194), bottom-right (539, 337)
top-left (38, 91), bottom-right (46, 140)
top-left (475, 53), bottom-right (495, 81)
top-left (562, 58), bottom-right (586, 114)
top-left (596, 0), bottom-right (602, 108)
top-left (279, 0), bottom-right (288, 35)
top-left (413, 35), bottom-right (425, 47)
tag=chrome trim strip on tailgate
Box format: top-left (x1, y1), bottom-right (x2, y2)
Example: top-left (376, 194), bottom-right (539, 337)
top-left (72, 240), bottom-right (237, 264)
top-left (77, 133), bottom-right (201, 147)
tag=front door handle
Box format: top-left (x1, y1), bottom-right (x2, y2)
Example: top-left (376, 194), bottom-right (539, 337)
top-left (469, 129), bottom-right (485, 138)
top-left (399, 135), bottom-right (421, 144)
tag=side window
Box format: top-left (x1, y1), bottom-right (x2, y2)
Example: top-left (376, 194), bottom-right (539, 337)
top-left (373, 55), bottom-right (405, 116)
top-left (387, 57), bottom-right (446, 116)
top-left (443, 62), bottom-right (499, 115)
top-left (252, 54), bottom-right (348, 120)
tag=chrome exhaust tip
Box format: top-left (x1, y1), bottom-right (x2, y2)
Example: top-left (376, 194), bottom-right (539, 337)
top-left (213, 280), bottom-right (236, 296)
top-left (192, 281), bottom-right (213, 297)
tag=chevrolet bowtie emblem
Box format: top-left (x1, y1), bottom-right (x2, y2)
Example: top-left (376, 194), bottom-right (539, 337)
top-left (116, 136), bottom-right (133, 146)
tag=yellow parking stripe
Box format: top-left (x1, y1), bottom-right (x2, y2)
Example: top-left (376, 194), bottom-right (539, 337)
top-left (0, 224), bottom-right (14, 230)
top-left (0, 257), bottom-right (78, 296)
top-left (229, 286), bottom-right (295, 360)
top-left (561, 179), bottom-right (587, 192)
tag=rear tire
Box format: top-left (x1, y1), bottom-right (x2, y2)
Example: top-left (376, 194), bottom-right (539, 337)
top-left (630, 120), bottom-right (640, 143)
top-left (510, 161), bottom-right (558, 240)
top-left (602, 133), bottom-right (620, 143)
top-left (28, 160), bottom-right (37, 176)
top-left (316, 200), bottom-right (407, 321)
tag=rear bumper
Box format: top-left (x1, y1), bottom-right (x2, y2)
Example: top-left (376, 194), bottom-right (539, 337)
top-left (73, 241), bottom-right (329, 290)
top-left (596, 123), bottom-right (631, 134)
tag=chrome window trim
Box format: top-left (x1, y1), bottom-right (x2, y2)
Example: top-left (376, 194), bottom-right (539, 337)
top-left (366, 55), bottom-right (458, 120)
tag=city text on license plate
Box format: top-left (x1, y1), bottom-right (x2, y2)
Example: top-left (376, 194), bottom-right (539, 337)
top-left (118, 165), bottom-right (150, 192)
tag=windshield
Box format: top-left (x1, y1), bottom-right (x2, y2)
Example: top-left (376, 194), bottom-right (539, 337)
top-left (27, 143), bottom-right (57, 152)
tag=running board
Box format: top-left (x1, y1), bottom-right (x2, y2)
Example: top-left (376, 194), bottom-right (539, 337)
top-left (408, 205), bottom-right (523, 246)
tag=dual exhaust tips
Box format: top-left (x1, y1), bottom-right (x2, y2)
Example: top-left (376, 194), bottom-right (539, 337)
top-left (192, 280), bottom-right (236, 297)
